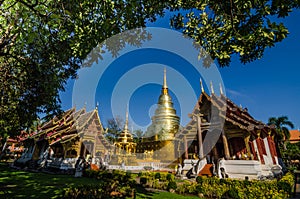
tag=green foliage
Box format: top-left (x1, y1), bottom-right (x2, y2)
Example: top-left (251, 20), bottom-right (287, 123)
top-left (154, 172), bottom-right (161, 180)
top-left (0, 0), bottom-right (155, 138)
top-left (1, 0), bottom-right (300, 138)
top-left (167, 181), bottom-right (177, 191)
top-left (140, 177), bottom-right (147, 185)
top-left (65, 169), bottom-right (136, 198)
top-left (196, 175), bottom-right (205, 184)
top-left (169, 1), bottom-right (300, 67)
top-left (282, 142), bottom-right (300, 170)
top-left (166, 173), bottom-right (175, 182)
top-left (137, 172), bottom-right (143, 177)
top-left (277, 172), bottom-right (294, 195)
top-left (105, 117), bottom-right (123, 143)
top-left (268, 116), bottom-right (295, 157)
top-left (192, 173), bottom-right (294, 198)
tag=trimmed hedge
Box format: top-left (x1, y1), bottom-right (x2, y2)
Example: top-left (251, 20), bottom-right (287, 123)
top-left (191, 172), bottom-right (295, 199)
top-left (63, 170), bottom-right (136, 198)
top-left (63, 170), bottom-right (294, 199)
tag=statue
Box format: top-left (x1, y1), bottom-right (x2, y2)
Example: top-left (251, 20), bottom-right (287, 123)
top-left (176, 164), bottom-right (182, 176)
top-left (74, 157), bottom-right (85, 177)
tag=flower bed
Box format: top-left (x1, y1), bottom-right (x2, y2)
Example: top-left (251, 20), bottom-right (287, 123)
top-left (63, 170), bottom-right (295, 199)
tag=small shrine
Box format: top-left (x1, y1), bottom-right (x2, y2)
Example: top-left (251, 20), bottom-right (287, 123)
top-left (110, 110), bottom-right (138, 166)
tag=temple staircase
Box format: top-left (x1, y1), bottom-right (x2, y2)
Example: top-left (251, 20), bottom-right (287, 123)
top-left (182, 158), bottom-right (207, 178)
top-left (198, 164), bottom-right (214, 177)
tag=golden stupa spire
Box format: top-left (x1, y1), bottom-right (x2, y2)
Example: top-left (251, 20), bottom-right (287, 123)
top-left (162, 67), bottom-right (168, 94)
top-left (124, 105), bottom-right (129, 132)
top-left (163, 67), bottom-right (167, 88)
top-left (200, 78), bottom-right (204, 93)
top-left (219, 83), bottom-right (223, 95)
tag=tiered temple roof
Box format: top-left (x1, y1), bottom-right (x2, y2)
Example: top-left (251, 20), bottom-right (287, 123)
top-left (28, 107), bottom-right (112, 151)
top-left (178, 83), bottom-right (276, 139)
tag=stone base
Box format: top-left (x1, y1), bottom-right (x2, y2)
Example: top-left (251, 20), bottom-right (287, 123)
top-left (109, 154), bottom-right (139, 166)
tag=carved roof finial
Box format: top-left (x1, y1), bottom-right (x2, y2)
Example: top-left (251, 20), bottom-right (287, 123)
top-left (219, 83), bottom-right (223, 95)
top-left (200, 78), bottom-right (204, 93)
top-left (210, 81), bottom-right (214, 94)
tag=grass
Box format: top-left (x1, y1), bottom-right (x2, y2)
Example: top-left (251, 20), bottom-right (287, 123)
top-left (0, 162), bottom-right (98, 198)
top-left (0, 162), bottom-right (200, 198)
top-left (134, 186), bottom-right (200, 199)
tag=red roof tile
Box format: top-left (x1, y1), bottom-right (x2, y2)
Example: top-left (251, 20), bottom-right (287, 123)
top-left (290, 130), bottom-right (300, 143)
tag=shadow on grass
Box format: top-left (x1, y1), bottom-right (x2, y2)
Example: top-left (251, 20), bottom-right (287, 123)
top-left (135, 185), bottom-right (157, 198)
top-left (0, 163), bottom-right (200, 199)
top-left (0, 162), bottom-right (98, 198)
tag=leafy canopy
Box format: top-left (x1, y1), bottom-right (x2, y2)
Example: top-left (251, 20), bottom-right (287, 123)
top-left (1, 0), bottom-right (299, 138)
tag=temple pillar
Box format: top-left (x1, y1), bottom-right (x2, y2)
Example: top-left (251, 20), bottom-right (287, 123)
top-left (93, 135), bottom-right (97, 158)
top-left (196, 116), bottom-right (204, 159)
top-left (222, 131), bottom-right (230, 160)
top-left (63, 144), bottom-right (67, 158)
top-left (184, 135), bottom-right (188, 159)
top-left (244, 135), bottom-right (251, 159)
top-left (255, 131), bottom-right (265, 164)
top-left (212, 146), bottom-right (219, 161)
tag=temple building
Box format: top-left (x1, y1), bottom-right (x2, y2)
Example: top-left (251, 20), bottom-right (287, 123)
top-left (136, 68), bottom-right (180, 162)
top-left (14, 107), bottom-right (112, 170)
top-left (14, 68), bottom-right (282, 179)
top-left (176, 81), bottom-right (280, 178)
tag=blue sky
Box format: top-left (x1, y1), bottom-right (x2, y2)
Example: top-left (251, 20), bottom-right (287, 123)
top-left (60, 9), bottom-right (300, 132)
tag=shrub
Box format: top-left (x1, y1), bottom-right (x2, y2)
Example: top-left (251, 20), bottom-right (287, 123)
top-left (196, 176), bottom-right (204, 184)
top-left (140, 177), bottom-right (147, 185)
top-left (226, 187), bottom-right (241, 199)
top-left (166, 173), bottom-right (175, 182)
top-left (137, 172), bottom-right (142, 177)
top-left (176, 183), bottom-right (187, 194)
top-left (167, 181), bottom-right (177, 191)
top-left (277, 172), bottom-right (294, 196)
top-left (154, 172), bottom-right (161, 180)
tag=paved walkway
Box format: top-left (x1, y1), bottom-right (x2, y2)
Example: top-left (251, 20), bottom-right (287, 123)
top-left (290, 183), bottom-right (300, 199)
top-left (290, 171), bottom-right (300, 199)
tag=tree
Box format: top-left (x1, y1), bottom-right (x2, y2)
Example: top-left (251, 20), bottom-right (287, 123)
top-left (268, 116), bottom-right (294, 152)
top-left (0, 0), bottom-right (155, 138)
top-left (1, 0), bottom-right (300, 138)
top-left (133, 129), bottom-right (144, 143)
top-left (105, 116), bottom-right (124, 143)
top-left (281, 142), bottom-right (300, 170)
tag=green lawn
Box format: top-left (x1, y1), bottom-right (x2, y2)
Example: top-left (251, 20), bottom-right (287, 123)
top-left (0, 163), bottom-right (199, 199)
top-left (0, 162), bottom-right (98, 198)
top-left (134, 186), bottom-right (200, 199)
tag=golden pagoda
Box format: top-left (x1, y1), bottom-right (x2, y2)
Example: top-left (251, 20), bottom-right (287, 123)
top-left (136, 68), bottom-right (180, 162)
top-left (144, 68), bottom-right (180, 141)
top-left (111, 109), bottom-right (138, 166)
top-left (114, 109), bottom-right (136, 154)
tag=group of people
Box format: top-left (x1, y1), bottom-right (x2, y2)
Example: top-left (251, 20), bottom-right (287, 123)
top-left (74, 157), bottom-right (91, 177)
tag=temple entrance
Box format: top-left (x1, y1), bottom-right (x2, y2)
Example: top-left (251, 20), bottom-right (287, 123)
top-left (229, 137), bottom-right (247, 160)
top-left (80, 141), bottom-right (94, 158)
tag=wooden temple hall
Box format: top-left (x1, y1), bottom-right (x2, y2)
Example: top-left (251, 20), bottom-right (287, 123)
top-left (13, 68), bottom-right (281, 178)
top-left (14, 107), bottom-right (113, 170)
top-left (175, 81), bottom-right (279, 178)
